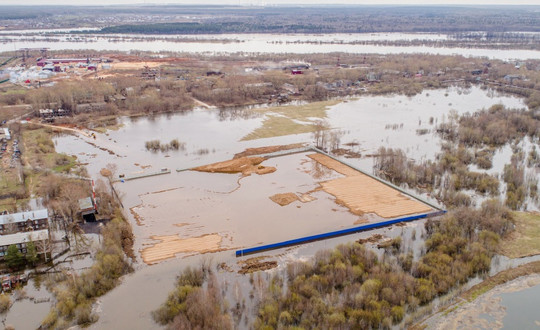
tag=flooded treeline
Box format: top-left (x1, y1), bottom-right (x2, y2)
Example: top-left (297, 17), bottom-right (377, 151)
top-left (152, 202), bottom-right (513, 329)
top-left (374, 104), bottom-right (539, 210)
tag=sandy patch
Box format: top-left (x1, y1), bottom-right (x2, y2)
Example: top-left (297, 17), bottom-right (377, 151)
top-left (299, 193), bottom-right (317, 203)
top-left (309, 153), bottom-right (432, 218)
top-left (307, 153), bottom-right (361, 177)
top-left (269, 193), bottom-right (299, 206)
top-left (321, 175), bottom-right (432, 218)
top-left (141, 233), bottom-right (223, 265)
top-left (111, 61), bottom-right (163, 70)
top-left (192, 156), bottom-right (276, 176)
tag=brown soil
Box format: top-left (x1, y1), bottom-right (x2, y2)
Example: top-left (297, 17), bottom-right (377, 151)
top-left (353, 218), bottom-right (369, 225)
top-left (100, 168), bottom-right (112, 177)
top-left (218, 262), bottom-right (234, 273)
top-left (357, 234), bottom-right (384, 244)
top-left (309, 153), bottom-right (433, 218)
top-left (192, 156), bottom-right (276, 176)
top-left (233, 143), bottom-right (306, 158)
top-left (129, 207), bottom-right (144, 226)
top-left (141, 233), bottom-right (223, 265)
top-left (269, 193), bottom-right (299, 206)
top-left (238, 256), bottom-right (278, 274)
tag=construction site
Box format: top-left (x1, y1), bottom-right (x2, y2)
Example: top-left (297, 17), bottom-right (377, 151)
top-left (125, 146), bottom-right (440, 265)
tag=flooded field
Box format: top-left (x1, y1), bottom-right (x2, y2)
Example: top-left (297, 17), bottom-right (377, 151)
top-left (54, 86), bottom-right (525, 179)
top-left (49, 86), bottom-right (532, 328)
top-left (125, 151), bottom-right (434, 265)
top-left (2, 32), bottom-right (540, 60)
top-left (52, 86), bottom-right (528, 261)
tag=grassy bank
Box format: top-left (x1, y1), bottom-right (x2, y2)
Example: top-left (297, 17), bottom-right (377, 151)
top-left (461, 260), bottom-right (540, 302)
top-left (241, 99), bottom-right (341, 141)
top-left (499, 212), bottom-right (540, 258)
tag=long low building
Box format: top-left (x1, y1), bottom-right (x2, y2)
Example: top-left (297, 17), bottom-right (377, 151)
top-left (0, 229), bottom-right (50, 259)
top-left (0, 209), bottom-right (49, 235)
top-left (0, 127), bottom-right (10, 141)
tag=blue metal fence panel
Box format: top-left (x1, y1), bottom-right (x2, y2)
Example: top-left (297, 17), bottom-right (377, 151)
top-left (235, 210), bottom-right (445, 257)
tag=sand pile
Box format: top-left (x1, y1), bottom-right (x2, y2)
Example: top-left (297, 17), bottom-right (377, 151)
top-left (269, 193), bottom-right (299, 206)
top-left (237, 256), bottom-right (278, 274)
top-left (309, 153), bottom-right (433, 218)
top-left (100, 168), bottom-right (112, 177)
top-left (192, 156), bottom-right (276, 176)
top-left (141, 233), bottom-right (223, 264)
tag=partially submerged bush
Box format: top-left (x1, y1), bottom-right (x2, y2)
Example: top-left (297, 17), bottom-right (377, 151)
top-left (0, 294), bottom-right (11, 313)
top-left (253, 202), bottom-right (512, 329)
top-left (41, 211), bottom-right (133, 328)
top-left (152, 266), bottom-right (232, 329)
top-left (145, 139), bottom-right (185, 152)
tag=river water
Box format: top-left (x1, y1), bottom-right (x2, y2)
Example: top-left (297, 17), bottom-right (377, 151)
top-left (501, 280), bottom-right (540, 329)
top-left (1, 31), bottom-right (540, 60)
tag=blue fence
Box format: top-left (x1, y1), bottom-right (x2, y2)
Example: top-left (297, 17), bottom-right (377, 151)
top-left (235, 210), bottom-right (445, 257)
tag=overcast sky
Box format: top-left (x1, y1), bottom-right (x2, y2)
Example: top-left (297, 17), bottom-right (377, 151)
top-left (1, 0), bottom-right (539, 5)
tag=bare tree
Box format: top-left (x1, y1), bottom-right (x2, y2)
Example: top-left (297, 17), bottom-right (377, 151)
top-left (312, 120), bottom-right (331, 150)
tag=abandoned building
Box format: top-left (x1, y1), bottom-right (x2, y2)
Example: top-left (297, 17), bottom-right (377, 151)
top-left (0, 209), bottom-right (49, 235)
top-left (0, 229), bottom-right (50, 260)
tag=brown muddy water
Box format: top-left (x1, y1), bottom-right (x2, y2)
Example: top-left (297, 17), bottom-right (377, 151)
top-left (49, 86), bottom-right (531, 329)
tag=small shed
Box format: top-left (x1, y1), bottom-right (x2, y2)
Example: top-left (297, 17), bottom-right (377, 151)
top-left (78, 197), bottom-right (97, 222)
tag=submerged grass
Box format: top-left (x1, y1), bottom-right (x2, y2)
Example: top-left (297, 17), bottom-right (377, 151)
top-left (500, 212), bottom-right (540, 258)
top-left (241, 99), bottom-right (340, 141)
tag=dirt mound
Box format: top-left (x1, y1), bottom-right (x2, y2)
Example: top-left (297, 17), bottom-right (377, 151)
top-left (270, 193), bottom-right (299, 206)
top-left (100, 168), bottom-right (112, 177)
top-left (238, 256), bottom-right (278, 274)
top-left (357, 234), bottom-right (384, 244)
top-left (234, 143), bottom-right (305, 158)
top-left (192, 156), bottom-right (276, 176)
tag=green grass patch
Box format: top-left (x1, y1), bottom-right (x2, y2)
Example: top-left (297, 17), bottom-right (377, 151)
top-left (500, 212), bottom-right (540, 258)
top-left (0, 169), bottom-right (24, 198)
top-left (242, 115), bottom-right (316, 140)
top-left (241, 99), bottom-right (341, 141)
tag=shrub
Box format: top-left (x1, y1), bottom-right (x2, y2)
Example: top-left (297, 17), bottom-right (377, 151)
top-left (0, 294), bottom-right (11, 313)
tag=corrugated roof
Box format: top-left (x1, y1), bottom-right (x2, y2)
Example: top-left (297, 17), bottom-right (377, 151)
top-left (0, 229), bottom-right (49, 246)
top-left (0, 209), bottom-right (48, 225)
top-left (78, 197), bottom-right (93, 211)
